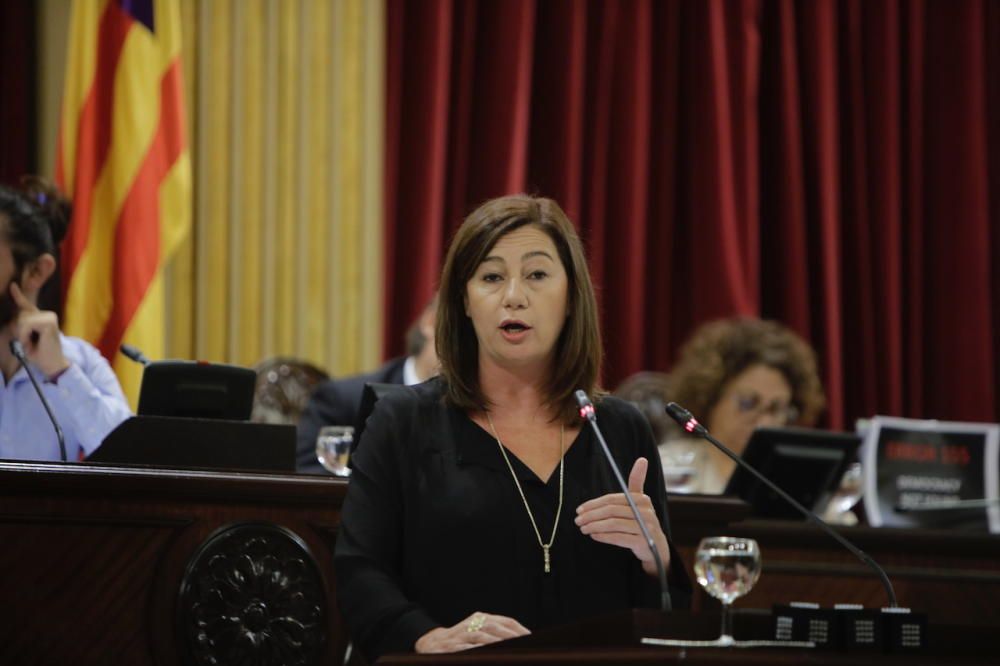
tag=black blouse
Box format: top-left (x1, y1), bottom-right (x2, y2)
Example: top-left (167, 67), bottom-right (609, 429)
top-left (334, 378), bottom-right (691, 661)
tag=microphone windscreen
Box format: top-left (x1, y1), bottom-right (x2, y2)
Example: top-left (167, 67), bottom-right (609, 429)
top-left (664, 402), bottom-right (693, 425)
top-left (120, 344), bottom-right (149, 365)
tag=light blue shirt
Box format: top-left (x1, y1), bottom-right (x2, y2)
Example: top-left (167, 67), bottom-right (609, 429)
top-left (0, 335), bottom-right (132, 461)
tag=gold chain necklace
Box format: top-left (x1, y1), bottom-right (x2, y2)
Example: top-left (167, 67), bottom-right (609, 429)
top-left (485, 412), bottom-right (565, 574)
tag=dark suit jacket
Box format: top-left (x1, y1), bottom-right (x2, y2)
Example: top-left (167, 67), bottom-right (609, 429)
top-left (295, 357), bottom-right (407, 474)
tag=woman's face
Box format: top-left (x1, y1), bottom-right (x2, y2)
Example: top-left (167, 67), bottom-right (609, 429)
top-left (706, 363), bottom-right (795, 454)
top-left (464, 225), bottom-right (569, 372)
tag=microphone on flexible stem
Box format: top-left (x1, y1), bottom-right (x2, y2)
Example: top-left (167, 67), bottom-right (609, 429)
top-left (664, 401), bottom-right (899, 608)
top-left (575, 390), bottom-right (671, 612)
top-left (9, 339), bottom-right (67, 462)
top-left (120, 344), bottom-right (150, 366)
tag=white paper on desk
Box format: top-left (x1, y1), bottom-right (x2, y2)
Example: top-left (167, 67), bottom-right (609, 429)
top-left (862, 415), bottom-right (1000, 533)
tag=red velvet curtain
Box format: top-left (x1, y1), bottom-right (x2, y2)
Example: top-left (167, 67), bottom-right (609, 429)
top-left (386, 0), bottom-right (1000, 428)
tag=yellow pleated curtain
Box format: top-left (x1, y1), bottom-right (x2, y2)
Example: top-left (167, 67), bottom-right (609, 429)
top-left (163, 0), bottom-right (385, 376)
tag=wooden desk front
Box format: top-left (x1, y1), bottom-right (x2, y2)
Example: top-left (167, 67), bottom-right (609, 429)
top-left (670, 508), bottom-right (1000, 627)
top-left (0, 461), bottom-right (348, 665)
top-left (2, 463), bottom-right (998, 665)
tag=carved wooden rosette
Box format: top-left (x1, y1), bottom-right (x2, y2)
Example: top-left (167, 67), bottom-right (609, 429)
top-left (177, 523), bottom-right (326, 666)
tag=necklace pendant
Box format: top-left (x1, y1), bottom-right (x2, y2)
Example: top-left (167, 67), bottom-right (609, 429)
top-left (543, 545), bottom-right (551, 573)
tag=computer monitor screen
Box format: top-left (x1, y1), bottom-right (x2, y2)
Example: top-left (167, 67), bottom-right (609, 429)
top-left (137, 361), bottom-right (257, 421)
top-left (724, 426), bottom-right (861, 519)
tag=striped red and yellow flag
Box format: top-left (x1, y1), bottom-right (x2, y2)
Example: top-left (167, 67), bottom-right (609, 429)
top-left (55, 0), bottom-right (191, 408)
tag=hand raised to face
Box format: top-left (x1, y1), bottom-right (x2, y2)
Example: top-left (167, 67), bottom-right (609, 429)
top-left (9, 282), bottom-right (70, 379)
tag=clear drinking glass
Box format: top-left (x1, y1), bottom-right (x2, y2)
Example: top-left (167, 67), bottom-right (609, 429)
top-left (694, 537), bottom-right (762, 646)
top-left (829, 462), bottom-right (863, 514)
top-left (316, 425), bottom-right (354, 477)
top-left (659, 441), bottom-right (701, 493)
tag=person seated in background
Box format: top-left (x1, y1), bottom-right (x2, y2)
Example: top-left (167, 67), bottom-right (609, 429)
top-left (613, 371), bottom-right (673, 444)
top-left (295, 296), bottom-right (438, 473)
top-left (335, 194), bottom-right (689, 661)
top-left (0, 179), bottom-right (131, 461)
top-left (613, 371), bottom-right (699, 493)
top-left (660, 317), bottom-right (826, 493)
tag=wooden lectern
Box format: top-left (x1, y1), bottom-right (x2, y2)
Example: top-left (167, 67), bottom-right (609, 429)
top-left (375, 609), bottom-right (992, 664)
top-left (2, 460), bottom-right (1000, 665)
top-left (0, 460), bottom-right (346, 665)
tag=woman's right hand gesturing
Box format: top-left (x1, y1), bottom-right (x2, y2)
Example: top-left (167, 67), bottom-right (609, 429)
top-left (415, 612), bottom-right (531, 653)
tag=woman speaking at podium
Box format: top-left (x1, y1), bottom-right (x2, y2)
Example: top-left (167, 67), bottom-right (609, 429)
top-left (0, 180), bottom-right (130, 461)
top-left (335, 195), bottom-right (690, 661)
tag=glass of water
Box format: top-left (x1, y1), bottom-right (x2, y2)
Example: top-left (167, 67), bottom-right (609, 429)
top-left (659, 441), bottom-right (701, 493)
top-left (694, 537), bottom-right (762, 646)
top-left (316, 425), bottom-right (354, 477)
top-left (822, 462), bottom-right (863, 524)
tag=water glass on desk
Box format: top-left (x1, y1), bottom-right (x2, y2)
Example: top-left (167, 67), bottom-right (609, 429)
top-left (821, 462), bottom-right (863, 525)
top-left (694, 536), bottom-right (762, 646)
top-left (659, 440), bottom-right (701, 493)
top-left (316, 426), bottom-right (354, 477)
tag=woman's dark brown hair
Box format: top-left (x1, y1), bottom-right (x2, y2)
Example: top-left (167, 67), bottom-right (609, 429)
top-left (435, 194), bottom-right (603, 423)
top-left (667, 318), bottom-right (826, 427)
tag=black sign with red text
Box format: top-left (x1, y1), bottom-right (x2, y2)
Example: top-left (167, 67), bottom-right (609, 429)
top-left (862, 416), bottom-right (1000, 532)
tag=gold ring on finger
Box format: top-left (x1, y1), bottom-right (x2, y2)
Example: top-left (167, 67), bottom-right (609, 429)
top-left (466, 614), bottom-right (486, 633)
